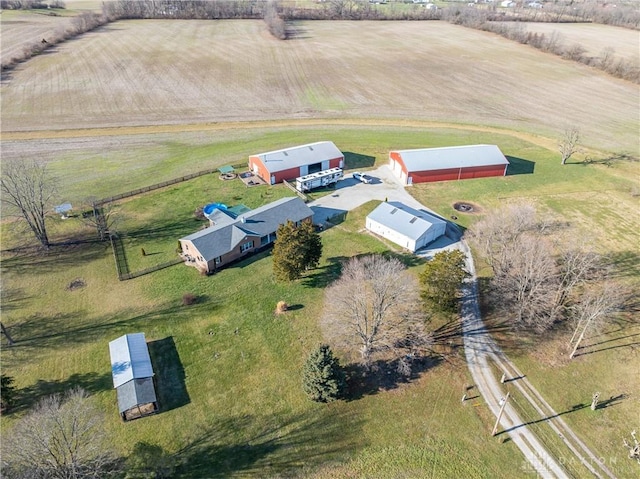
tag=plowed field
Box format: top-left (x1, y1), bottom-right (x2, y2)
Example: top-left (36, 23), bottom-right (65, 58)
top-left (1, 20), bottom-right (638, 154)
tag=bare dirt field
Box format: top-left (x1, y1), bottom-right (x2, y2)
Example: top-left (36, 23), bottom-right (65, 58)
top-left (511, 22), bottom-right (640, 66)
top-left (1, 20), bottom-right (638, 155)
top-left (0, 9), bottom-right (77, 65)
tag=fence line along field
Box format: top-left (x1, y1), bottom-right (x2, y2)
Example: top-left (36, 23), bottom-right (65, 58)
top-left (1, 19), bottom-right (638, 155)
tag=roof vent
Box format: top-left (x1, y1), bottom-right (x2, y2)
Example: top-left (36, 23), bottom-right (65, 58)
top-left (283, 151), bottom-right (288, 156)
top-left (410, 217), bottom-right (418, 224)
top-left (390, 208), bottom-right (398, 214)
top-left (240, 216), bottom-right (246, 223)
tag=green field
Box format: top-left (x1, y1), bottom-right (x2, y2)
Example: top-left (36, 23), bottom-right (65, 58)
top-left (2, 8), bottom-right (639, 478)
top-left (2, 125), bottom-right (638, 477)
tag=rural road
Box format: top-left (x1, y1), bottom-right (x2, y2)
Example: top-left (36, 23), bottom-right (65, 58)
top-left (460, 243), bottom-right (617, 479)
top-left (309, 165), bottom-right (616, 479)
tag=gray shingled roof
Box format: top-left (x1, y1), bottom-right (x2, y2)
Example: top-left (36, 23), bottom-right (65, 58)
top-left (253, 141), bottom-right (343, 173)
top-left (181, 197), bottom-right (313, 262)
top-left (390, 144), bottom-right (509, 172)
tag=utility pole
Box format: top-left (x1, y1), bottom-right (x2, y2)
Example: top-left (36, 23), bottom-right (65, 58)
top-left (591, 392), bottom-right (600, 411)
top-left (492, 392), bottom-right (510, 436)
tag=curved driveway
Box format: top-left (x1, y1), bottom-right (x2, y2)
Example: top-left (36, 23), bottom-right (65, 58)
top-left (309, 165), bottom-right (615, 479)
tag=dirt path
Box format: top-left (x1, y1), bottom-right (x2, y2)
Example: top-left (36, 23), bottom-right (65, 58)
top-left (0, 118), bottom-right (562, 152)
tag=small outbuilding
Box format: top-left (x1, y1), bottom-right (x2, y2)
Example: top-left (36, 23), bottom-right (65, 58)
top-left (248, 141), bottom-right (344, 185)
top-left (389, 144), bottom-right (509, 185)
top-left (366, 201), bottom-right (447, 252)
top-left (108, 333), bottom-right (158, 421)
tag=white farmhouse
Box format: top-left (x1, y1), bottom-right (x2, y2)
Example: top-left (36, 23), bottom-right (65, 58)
top-left (366, 201), bottom-right (446, 253)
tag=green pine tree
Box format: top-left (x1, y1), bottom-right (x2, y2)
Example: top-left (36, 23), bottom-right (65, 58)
top-left (419, 249), bottom-right (468, 312)
top-left (272, 220), bottom-right (322, 281)
top-left (1, 374), bottom-right (16, 413)
top-left (302, 345), bottom-right (345, 403)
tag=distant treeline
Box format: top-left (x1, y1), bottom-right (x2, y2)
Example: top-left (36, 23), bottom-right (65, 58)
top-left (102, 0), bottom-right (639, 28)
top-left (1, 0), bottom-right (65, 8)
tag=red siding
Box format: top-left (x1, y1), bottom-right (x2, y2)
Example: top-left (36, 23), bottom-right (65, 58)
top-left (273, 167), bottom-right (303, 184)
top-left (328, 158), bottom-right (342, 169)
top-left (249, 156), bottom-right (344, 185)
top-left (410, 165), bottom-right (506, 183)
top-left (459, 165), bottom-right (506, 179)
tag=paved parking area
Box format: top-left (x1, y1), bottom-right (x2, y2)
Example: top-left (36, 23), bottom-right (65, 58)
top-left (309, 164), bottom-right (463, 257)
top-left (308, 164), bottom-right (425, 224)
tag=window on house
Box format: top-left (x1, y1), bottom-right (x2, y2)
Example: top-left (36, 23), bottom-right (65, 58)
top-left (214, 256), bottom-right (222, 264)
top-left (240, 241), bottom-right (253, 252)
top-left (260, 235), bottom-right (270, 246)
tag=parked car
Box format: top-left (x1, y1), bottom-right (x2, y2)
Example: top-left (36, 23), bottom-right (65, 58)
top-left (353, 172), bottom-right (372, 184)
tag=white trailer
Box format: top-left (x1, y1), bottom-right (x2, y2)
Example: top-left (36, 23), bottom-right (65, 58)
top-left (295, 167), bottom-right (343, 192)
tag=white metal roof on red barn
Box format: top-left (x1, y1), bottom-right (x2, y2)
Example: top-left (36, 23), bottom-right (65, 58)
top-left (391, 144), bottom-right (509, 172)
top-left (252, 141), bottom-right (343, 173)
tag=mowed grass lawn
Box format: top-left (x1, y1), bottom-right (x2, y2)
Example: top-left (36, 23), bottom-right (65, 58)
top-left (2, 126), bottom-right (638, 477)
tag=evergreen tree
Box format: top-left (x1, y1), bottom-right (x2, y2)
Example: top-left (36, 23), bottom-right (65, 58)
top-left (302, 345), bottom-right (345, 403)
top-left (272, 220), bottom-right (322, 281)
top-left (299, 220), bottom-right (322, 270)
top-left (419, 250), bottom-right (468, 312)
top-left (1, 374), bottom-right (16, 413)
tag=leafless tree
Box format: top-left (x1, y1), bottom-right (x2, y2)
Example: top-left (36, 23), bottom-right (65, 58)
top-left (467, 203), bottom-right (606, 332)
top-left (320, 255), bottom-right (430, 366)
top-left (555, 245), bottom-right (602, 308)
top-left (490, 233), bottom-right (561, 332)
top-left (568, 281), bottom-right (627, 359)
top-left (1, 159), bottom-right (57, 248)
top-left (559, 128), bottom-right (581, 165)
top-left (78, 197), bottom-right (120, 241)
top-left (2, 388), bottom-right (119, 479)
top-left (466, 202), bottom-right (537, 275)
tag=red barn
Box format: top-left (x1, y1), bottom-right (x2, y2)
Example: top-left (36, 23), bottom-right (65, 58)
top-left (389, 144), bottom-right (509, 185)
top-left (249, 141), bottom-right (344, 185)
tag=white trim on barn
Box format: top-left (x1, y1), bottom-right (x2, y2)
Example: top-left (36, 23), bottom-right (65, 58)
top-left (366, 201), bottom-right (446, 252)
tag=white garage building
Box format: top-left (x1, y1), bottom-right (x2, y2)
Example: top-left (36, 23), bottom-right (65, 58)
top-left (366, 201), bottom-right (447, 253)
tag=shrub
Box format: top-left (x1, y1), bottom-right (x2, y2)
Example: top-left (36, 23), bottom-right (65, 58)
top-left (302, 345), bottom-right (345, 403)
top-left (275, 301), bottom-right (288, 314)
top-left (182, 293), bottom-right (197, 306)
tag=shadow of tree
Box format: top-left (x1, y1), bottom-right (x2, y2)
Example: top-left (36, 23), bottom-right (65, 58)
top-left (173, 410), bottom-right (363, 478)
top-left (606, 250), bottom-right (640, 278)
top-left (4, 300), bottom-right (218, 352)
top-left (9, 371), bottom-right (113, 414)
top-left (303, 256), bottom-right (348, 288)
top-left (148, 337), bottom-right (190, 413)
top-left (0, 241), bottom-right (110, 275)
top-left (343, 355), bottom-right (442, 401)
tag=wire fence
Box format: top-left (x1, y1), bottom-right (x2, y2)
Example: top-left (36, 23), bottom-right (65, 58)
top-left (96, 164), bottom-right (247, 280)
